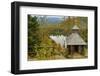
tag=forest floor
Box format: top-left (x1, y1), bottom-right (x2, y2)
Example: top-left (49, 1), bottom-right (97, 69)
top-left (67, 52), bottom-right (87, 59)
top-left (28, 52), bottom-right (87, 61)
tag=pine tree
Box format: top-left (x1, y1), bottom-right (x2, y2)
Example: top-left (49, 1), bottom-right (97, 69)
top-left (28, 15), bottom-right (41, 53)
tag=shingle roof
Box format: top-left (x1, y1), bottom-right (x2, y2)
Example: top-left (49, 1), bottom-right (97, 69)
top-left (67, 32), bottom-right (86, 45)
top-left (67, 25), bottom-right (86, 45)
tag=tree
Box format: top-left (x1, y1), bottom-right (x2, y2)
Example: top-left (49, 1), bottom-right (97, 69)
top-left (28, 15), bottom-right (41, 54)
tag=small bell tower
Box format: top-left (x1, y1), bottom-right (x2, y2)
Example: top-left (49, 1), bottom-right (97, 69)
top-left (72, 25), bottom-right (79, 33)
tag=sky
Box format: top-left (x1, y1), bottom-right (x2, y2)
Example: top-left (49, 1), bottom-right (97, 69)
top-left (31, 14), bottom-right (68, 19)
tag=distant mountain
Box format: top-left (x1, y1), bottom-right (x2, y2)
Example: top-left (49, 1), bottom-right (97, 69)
top-left (37, 16), bottom-right (64, 25)
top-left (47, 17), bottom-right (63, 24)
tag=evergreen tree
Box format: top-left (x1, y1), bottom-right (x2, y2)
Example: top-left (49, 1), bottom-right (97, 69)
top-left (28, 15), bottom-right (41, 53)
